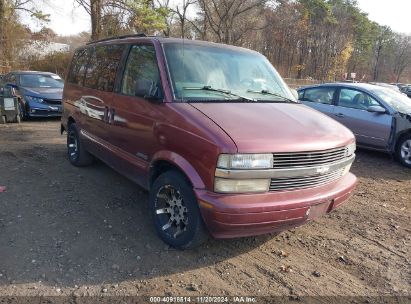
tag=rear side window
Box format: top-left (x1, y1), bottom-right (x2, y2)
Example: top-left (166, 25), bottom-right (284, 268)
top-left (303, 87), bottom-right (335, 105)
top-left (67, 48), bottom-right (90, 86)
top-left (84, 44), bottom-right (125, 92)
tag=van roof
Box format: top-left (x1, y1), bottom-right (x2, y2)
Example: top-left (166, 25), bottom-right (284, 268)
top-left (86, 35), bottom-right (259, 55)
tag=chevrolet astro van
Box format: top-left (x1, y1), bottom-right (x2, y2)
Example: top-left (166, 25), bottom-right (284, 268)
top-left (61, 35), bottom-right (357, 249)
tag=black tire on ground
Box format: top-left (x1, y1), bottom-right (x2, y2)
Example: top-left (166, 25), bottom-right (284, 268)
top-left (149, 170), bottom-right (209, 249)
top-left (18, 101), bottom-right (26, 121)
top-left (67, 123), bottom-right (94, 167)
top-left (396, 134), bottom-right (411, 168)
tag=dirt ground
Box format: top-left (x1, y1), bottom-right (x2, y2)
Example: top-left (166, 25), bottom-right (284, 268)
top-left (0, 119), bottom-right (410, 302)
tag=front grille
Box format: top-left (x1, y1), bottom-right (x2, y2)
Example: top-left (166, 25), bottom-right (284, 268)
top-left (44, 99), bottom-right (62, 105)
top-left (269, 168), bottom-right (345, 191)
top-left (273, 147), bottom-right (347, 169)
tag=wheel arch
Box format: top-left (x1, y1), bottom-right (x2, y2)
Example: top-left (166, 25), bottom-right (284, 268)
top-left (149, 151), bottom-right (206, 191)
top-left (61, 116), bottom-right (76, 134)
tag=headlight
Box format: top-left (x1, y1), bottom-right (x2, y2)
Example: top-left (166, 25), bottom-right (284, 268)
top-left (25, 95), bottom-right (44, 103)
top-left (346, 142), bottom-right (356, 157)
top-left (217, 154), bottom-right (273, 169)
top-left (214, 178), bottom-right (270, 193)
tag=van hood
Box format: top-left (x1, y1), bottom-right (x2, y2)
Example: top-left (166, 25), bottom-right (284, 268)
top-left (190, 102), bottom-right (354, 153)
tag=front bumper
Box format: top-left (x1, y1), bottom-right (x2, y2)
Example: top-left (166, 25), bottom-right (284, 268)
top-left (196, 173), bottom-right (357, 239)
top-left (27, 105), bottom-right (62, 117)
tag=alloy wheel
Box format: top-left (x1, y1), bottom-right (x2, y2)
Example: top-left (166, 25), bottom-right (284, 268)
top-left (155, 185), bottom-right (189, 239)
top-left (400, 139), bottom-right (411, 165)
top-left (68, 130), bottom-right (79, 160)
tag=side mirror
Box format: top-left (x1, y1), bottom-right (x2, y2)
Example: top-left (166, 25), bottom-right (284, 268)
top-left (367, 105), bottom-right (386, 114)
top-left (134, 79), bottom-right (154, 97)
top-left (134, 79), bottom-right (162, 102)
top-left (290, 89), bottom-right (299, 100)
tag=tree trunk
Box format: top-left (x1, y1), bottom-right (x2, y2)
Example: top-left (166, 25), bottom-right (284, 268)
top-left (91, 0), bottom-right (102, 41)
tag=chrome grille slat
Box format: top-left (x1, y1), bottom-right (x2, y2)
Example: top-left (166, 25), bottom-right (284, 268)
top-left (274, 157), bottom-right (344, 164)
top-left (274, 153), bottom-right (345, 160)
top-left (269, 169), bottom-right (344, 191)
top-left (270, 146), bottom-right (350, 191)
top-left (273, 147), bottom-right (347, 169)
top-left (275, 147), bottom-right (346, 155)
top-left (274, 151), bottom-right (346, 159)
top-left (270, 171), bottom-right (343, 184)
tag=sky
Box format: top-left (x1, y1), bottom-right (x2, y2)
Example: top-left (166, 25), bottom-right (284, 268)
top-left (24, 0), bottom-right (411, 36)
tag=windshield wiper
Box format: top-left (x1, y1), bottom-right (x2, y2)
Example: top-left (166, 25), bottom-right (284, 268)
top-left (246, 89), bottom-right (297, 103)
top-left (183, 86), bottom-right (257, 102)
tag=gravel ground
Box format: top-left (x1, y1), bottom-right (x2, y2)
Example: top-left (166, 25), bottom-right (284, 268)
top-left (0, 120), bottom-right (410, 302)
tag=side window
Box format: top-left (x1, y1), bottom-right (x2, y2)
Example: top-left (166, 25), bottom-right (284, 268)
top-left (338, 88), bottom-right (380, 110)
top-left (303, 87), bottom-right (335, 104)
top-left (298, 90), bottom-right (304, 99)
top-left (121, 44), bottom-right (162, 97)
top-left (84, 44), bottom-right (125, 91)
top-left (67, 48), bottom-right (90, 86)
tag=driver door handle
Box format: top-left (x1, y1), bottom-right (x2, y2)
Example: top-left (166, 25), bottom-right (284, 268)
top-left (334, 113), bottom-right (345, 118)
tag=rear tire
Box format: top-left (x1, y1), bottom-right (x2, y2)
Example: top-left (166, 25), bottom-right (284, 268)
top-left (149, 170), bottom-right (209, 249)
top-left (396, 134), bottom-right (411, 168)
top-left (67, 123), bottom-right (94, 167)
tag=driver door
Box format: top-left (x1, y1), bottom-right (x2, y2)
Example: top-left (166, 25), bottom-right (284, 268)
top-left (333, 88), bottom-right (392, 149)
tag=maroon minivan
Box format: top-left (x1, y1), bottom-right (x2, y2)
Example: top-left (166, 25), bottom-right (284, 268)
top-left (61, 35), bottom-right (357, 249)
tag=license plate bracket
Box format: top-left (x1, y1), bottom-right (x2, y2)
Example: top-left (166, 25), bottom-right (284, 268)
top-left (307, 201), bottom-right (331, 220)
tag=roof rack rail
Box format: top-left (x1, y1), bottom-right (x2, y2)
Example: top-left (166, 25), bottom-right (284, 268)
top-left (87, 33), bottom-right (147, 45)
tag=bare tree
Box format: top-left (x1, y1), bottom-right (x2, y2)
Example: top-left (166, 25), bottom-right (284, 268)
top-left (392, 34), bottom-right (411, 82)
top-left (74, 0), bottom-right (104, 41)
top-left (197, 0), bottom-right (267, 45)
top-left (172, 0), bottom-right (196, 38)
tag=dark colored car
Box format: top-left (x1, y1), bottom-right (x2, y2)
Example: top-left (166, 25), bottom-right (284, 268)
top-left (1, 71), bottom-right (64, 119)
top-left (61, 35), bottom-right (357, 249)
top-left (298, 83), bottom-right (411, 167)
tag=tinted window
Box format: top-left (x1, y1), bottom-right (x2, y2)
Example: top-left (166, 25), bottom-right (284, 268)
top-left (84, 44), bottom-right (125, 92)
top-left (121, 45), bottom-right (161, 97)
top-left (67, 48), bottom-right (90, 86)
top-left (338, 88), bottom-right (380, 110)
top-left (303, 87), bottom-right (335, 104)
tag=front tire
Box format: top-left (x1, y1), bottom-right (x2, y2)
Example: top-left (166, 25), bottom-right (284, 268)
top-left (18, 101), bottom-right (26, 121)
top-left (67, 123), bottom-right (94, 167)
top-left (149, 171), bottom-right (209, 249)
top-left (396, 134), bottom-right (411, 168)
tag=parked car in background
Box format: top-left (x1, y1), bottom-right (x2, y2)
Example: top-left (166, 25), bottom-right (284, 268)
top-left (0, 71), bottom-right (64, 119)
top-left (404, 86), bottom-right (411, 98)
top-left (369, 82), bottom-right (403, 94)
top-left (298, 83), bottom-right (411, 168)
top-left (61, 35), bottom-right (357, 249)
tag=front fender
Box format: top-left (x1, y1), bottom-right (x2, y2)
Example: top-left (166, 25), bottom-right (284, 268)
top-left (150, 150), bottom-right (206, 189)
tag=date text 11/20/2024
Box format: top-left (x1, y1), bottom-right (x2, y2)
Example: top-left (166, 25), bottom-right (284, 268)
top-left (149, 296), bottom-right (257, 303)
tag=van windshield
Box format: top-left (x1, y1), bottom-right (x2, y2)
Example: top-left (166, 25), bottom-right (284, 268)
top-left (163, 43), bottom-right (296, 103)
